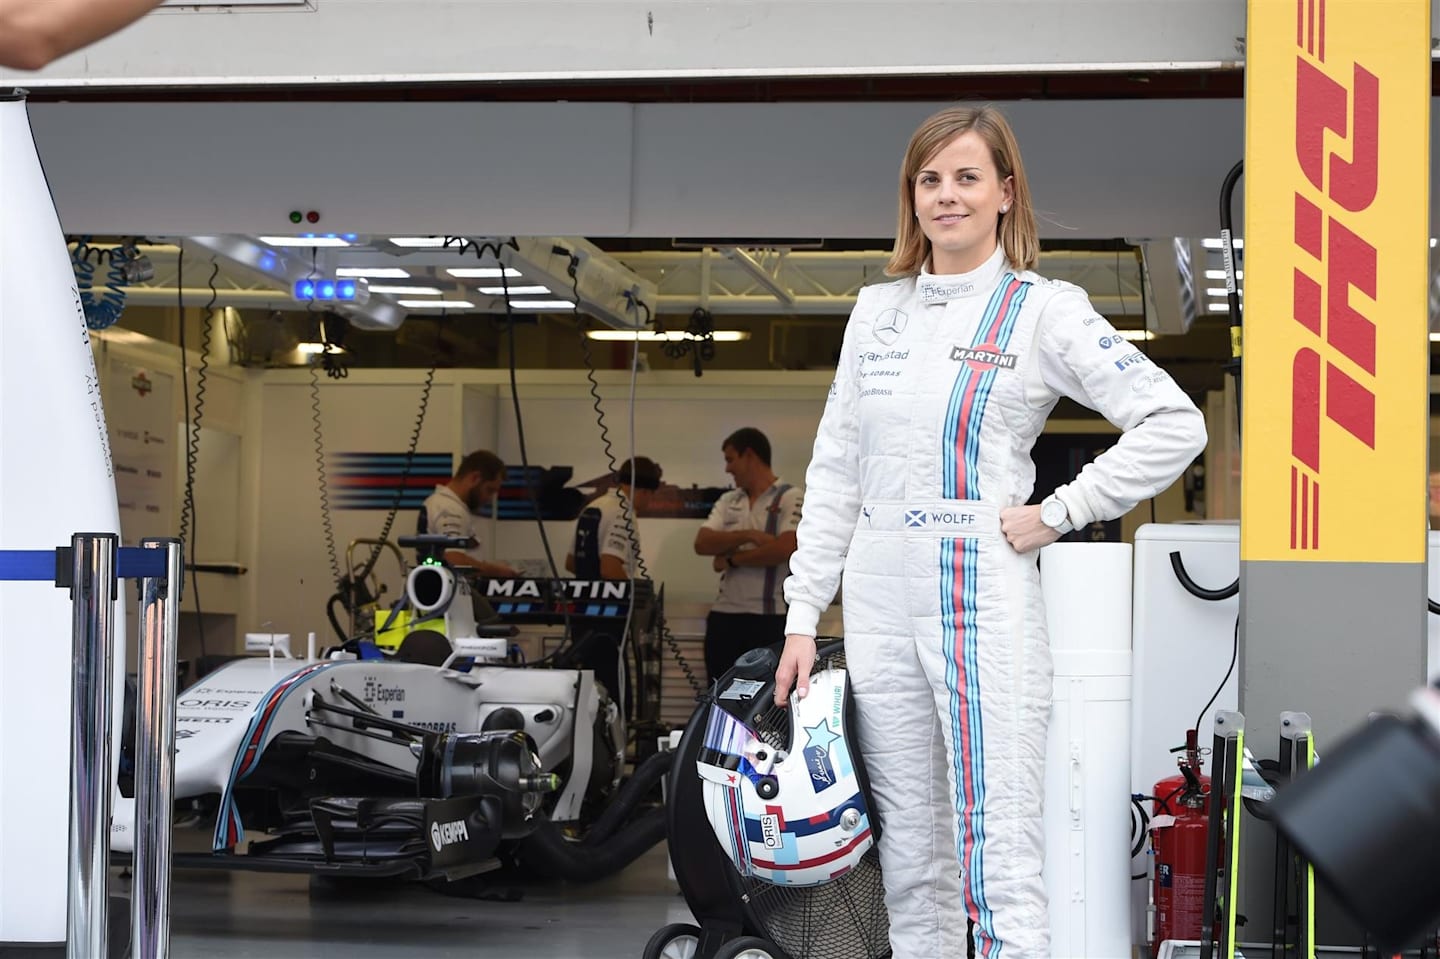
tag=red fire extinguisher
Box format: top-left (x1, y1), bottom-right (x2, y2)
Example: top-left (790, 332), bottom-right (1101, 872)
top-left (1151, 730), bottom-right (1210, 956)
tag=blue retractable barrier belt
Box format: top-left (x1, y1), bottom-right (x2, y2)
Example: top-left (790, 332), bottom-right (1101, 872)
top-left (0, 548), bottom-right (168, 582)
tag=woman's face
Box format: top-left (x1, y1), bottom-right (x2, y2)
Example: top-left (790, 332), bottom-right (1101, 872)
top-left (912, 130), bottom-right (1014, 275)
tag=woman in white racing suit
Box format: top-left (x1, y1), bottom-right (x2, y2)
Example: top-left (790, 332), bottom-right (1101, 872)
top-left (774, 106), bottom-right (1207, 959)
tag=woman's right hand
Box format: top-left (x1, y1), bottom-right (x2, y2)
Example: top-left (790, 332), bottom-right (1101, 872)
top-left (774, 633), bottom-right (818, 708)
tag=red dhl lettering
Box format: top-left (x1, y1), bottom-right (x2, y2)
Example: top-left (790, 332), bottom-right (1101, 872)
top-left (1287, 5), bottom-right (1381, 551)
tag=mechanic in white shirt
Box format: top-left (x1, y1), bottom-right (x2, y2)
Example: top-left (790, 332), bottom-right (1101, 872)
top-left (692, 428), bottom-right (804, 682)
top-left (416, 449), bottom-right (518, 578)
top-left (563, 457), bottom-right (661, 708)
top-left (566, 457), bottom-right (661, 580)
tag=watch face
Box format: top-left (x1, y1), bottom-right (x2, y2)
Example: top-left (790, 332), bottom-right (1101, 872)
top-left (1042, 500), bottom-right (1066, 528)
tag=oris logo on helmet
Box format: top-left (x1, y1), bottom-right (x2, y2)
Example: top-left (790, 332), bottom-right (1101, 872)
top-left (760, 814), bottom-right (784, 849)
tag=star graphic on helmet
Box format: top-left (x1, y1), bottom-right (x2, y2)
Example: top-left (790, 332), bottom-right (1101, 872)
top-left (804, 719), bottom-right (840, 753)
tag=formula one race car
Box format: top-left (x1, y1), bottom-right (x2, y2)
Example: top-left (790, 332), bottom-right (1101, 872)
top-left (112, 555), bottom-right (671, 885)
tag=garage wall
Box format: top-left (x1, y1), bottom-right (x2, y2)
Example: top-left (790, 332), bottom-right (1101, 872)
top-left (244, 367), bottom-right (1208, 655)
top-left (249, 372), bottom-right (462, 648)
top-left (89, 325), bottom-right (249, 667)
top-left (477, 373), bottom-right (832, 607)
top-left (87, 347), bottom-right (1213, 655)
top-left (1, 0), bottom-right (1249, 88)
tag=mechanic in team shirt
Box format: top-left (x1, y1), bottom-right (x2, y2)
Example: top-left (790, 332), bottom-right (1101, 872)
top-left (564, 457), bottom-right (660, 707)
top-left (693, 427), bottom-right (803, 683)
top-left (566, 457), bottom-right (662, 580)
top-left (416, 449), bottom-right (519, 578)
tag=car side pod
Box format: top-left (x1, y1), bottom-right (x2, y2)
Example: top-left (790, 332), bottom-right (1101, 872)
top-left (0, 89), bottom-right (126, 946)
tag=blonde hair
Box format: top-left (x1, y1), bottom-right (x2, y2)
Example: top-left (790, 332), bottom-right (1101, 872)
top-left (885, 105), bottom-right (1040, 277)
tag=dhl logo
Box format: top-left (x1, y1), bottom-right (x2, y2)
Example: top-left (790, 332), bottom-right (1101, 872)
top-left (1288, 0), bottom-right (1379, 551)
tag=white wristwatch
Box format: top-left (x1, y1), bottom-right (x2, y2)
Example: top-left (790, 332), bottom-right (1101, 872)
top-left (1040, 494), bottom-right (1074, 535)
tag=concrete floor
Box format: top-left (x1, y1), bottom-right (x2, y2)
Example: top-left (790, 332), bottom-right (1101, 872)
top-left (0, 844), bottom-right (692, 959)
top-left (146, 844), bottom-right (692, 959)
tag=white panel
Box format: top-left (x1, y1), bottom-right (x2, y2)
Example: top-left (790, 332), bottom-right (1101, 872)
top-left (632, 100), bottom-right (1246, 240)
top-left (26, 102), bottom-right (634, 236)
top-left (1130, 521), bottom-right (1239, 948)
top-left (26, 98), bottom-right (1251, 239)
top-left (0, 97), bottom-right (125, 943)
top-left (1041, 543), bottom-right (1134, 959)
top-left (3, 0), bottom-right (1247, 88)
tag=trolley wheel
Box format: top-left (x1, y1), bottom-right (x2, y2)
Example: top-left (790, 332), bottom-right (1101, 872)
top-left (643, 922), bottom-right (703, 959)
top-left (714, 936), bottom-right (786, 959)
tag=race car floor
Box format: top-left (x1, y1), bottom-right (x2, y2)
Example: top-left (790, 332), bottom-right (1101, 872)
top-left (135, 842), bottom-right (694, 958)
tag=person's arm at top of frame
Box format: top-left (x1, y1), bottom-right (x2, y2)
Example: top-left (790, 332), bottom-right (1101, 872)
top-left (0, 0), bottom-right (163, 71)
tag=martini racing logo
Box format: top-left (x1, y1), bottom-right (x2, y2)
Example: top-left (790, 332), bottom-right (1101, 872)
top-left (950, 344), bottom-right (1017, 371)
top-left (430, 818), bottom-right (470, 851)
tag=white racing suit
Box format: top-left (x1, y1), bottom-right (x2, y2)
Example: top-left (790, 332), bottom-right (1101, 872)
top-left (784, 246), bottom-right (1206, 958)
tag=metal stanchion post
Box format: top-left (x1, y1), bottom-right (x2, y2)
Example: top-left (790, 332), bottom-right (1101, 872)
top-left (131, 538), bottom-right (182, 959)
top-left (66, 533), bottom-right (119, 959)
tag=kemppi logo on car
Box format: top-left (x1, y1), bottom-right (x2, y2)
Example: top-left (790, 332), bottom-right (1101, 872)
top-left (430, 818), bottom-right (470, 851)
top-left (1287, 2), bottom-right (1379, 551)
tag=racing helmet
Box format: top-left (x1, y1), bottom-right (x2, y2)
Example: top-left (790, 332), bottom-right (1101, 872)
top-left (696, 656), bottom-right (875, 887)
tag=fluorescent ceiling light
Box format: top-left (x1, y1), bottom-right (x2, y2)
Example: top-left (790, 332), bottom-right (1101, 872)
top-left (337, 267), bottom-right (410, 279)
top-left (1119, 330), bottom-right (1156, 341)
top-left (260, 236), bottom-right (352, 248)
top-left (368, 285), bottom-right (445, 295)
top-left (1203, 270), bottom-right (1244, 281)
top-left (297, 342), bottom-right (345, 355)
top-left (509, 299), bottom-right (576, 310)
top-left (1205, 287), bottom-right (1244, 297)
top-left (399, 299), bottom-right (475, 309)
top-left (587, 330), bottom-right (751, 343)
top-left (1431, 332), bottom-right (1440, 341)
top-left (477, 285), bottom-right (551, 295)
top-left (1202, 238), bottom-right (1244, 250)
top-left (1207, 303), bottom-right (1231, 312)
top-left (389, 237), bottom-right (452, 248)
top-left (447, 267), bottom-right (522, 278)
top-left (1432, 238), bottom-right (1438, 249)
